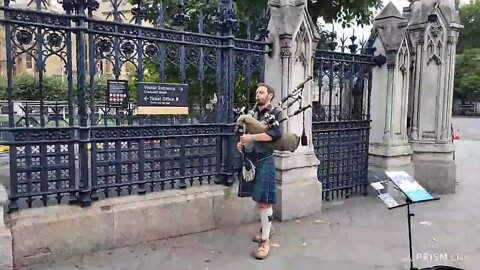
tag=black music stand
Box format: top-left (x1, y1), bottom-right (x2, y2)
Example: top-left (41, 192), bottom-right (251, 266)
top-left (371, 171), bottom-right (440, 270)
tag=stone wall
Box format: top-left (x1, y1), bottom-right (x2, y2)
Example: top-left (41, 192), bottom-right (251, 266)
top-left (2, 183), bottom-right (260, 268)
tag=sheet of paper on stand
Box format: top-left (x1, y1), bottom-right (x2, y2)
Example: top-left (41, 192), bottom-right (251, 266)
top-left (378, 193), bottom-right (400, 208)
top-left (385, 171), bottom-right (434, 202)
top-left (370, 182), bottom-right (385, 191)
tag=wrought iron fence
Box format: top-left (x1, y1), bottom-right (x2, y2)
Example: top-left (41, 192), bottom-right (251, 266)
top-left (312, 29), bottom-right (386, 201)
top-left (0, 0), bottom-right (269, 211)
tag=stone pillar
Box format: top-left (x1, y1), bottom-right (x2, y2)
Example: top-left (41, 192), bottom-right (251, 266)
top-left (0, 184), bottom-right (13, 270)
top-left (369, 2), bottom-right (414, 175)
top-left (406, 0), bottom-right (462, 193)
top-left (265, 0), bottom-right (322, 221)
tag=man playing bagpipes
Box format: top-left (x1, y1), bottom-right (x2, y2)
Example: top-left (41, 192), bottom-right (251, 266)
top-left (235, 77), bottom-right (312, 259)
top-left (237, 83), bottom-right (281, 260)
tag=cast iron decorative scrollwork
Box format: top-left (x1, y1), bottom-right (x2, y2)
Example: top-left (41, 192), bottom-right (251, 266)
top-left (165, 44), bottom-right (180, 66)
top-left (57, 0), bottom-right (76, 13)
top-left (212, 7), bottom-right (238, 33)
top-left (120, 40), bottom-right (135, 55)
top-left (46, 32), bottom-right (62, 48)
top-left (327, 32), bottom-right (338, 51)
top-left (11, 11), bottom-right (37, 23)
top-left (172, 2), bottom-right (190, 27)
top-left (348, 35), bottom-right (358, 53)
top-left (362, 39), bottom-right (376, 55)
top-left (374, 54), bottom-right (387, 67)
top-left (15, 29), bottom-right (33, 45)
top-left (164, 32), bottom-right (182, 41)
top-left (204, 48), bottom-right (217, 69)
top-left (185, 47), bottom-right (200, 67)
top-left (58, 0), bottom-right (99, 13)
top-left (94, 36), bottom-right (114, 58)
top-left (99, 38), bottom-right (112, 53)
top-left (87, 0), bottom-right (99, 12)
top-left (184, 35), bottom-right (202, 44)
top-left (144, 42), bottom-right (159, 58)
top-left (256, 27), bottom-right (269, 41)
top-left (42, 16), bottom-right (70, 27)
top-left (131, 0), bottom-right (147, 22)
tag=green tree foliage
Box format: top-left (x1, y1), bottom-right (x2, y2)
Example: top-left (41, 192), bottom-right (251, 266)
top-left (458, 0), bottom-right (480, 53)
top-left (138, 0), bottom-right (383, 28)
top-left (0, 74), bottom-right (109, 102)
top-left (308, 0), bottom-right (383, 27)
top-left (0, 75), bottom-right (68, 100)
top-left (454, 48), bottom-right (480, 101)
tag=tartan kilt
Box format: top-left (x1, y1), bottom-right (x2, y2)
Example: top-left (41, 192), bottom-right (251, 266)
top-left (252, 154), bottom-right (277, 205)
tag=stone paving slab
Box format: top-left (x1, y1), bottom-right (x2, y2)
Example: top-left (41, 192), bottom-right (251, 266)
top-left (16, 140), bottom-right (480, 270)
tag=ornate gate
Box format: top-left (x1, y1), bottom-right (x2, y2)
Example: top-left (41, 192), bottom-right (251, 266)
top-left (0, 0), bottom-right (269, 211)
top-left (312, 31), bottom-right (385, 201)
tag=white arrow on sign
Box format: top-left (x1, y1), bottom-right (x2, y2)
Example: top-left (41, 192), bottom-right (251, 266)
top-left (144, 97), bottom-right (149, 102)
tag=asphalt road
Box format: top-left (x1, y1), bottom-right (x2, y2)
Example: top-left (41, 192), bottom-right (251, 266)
top-left (451, 116), bottom-right (480, 141)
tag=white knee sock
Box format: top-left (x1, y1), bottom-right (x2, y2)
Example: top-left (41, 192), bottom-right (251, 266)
top-left (260, 207), bottom-right (273, 240)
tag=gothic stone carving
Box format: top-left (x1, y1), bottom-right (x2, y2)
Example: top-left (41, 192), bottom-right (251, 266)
top-left (268, 0), bottom-right (305, 7)
top-left (293, 24), bottom-right (308, 66)
top-left (426, 20), bottom-right (444, 65)
top-left (397, 39), bottom-right (409, 74)
top-left (279, 33), bottom-right (293, 57)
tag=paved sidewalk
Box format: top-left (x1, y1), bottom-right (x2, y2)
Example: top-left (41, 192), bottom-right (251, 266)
top-left (18, 140), bottom-right (480, 270)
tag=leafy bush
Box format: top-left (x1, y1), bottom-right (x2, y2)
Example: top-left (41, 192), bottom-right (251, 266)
top-left (454, 48), bottom-right (480, 101)
top-left (0, 74), bottom-right (111, 103)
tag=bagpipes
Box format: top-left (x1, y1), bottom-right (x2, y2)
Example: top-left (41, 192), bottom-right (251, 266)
top-left (235, 76), bottom-right (314, 153)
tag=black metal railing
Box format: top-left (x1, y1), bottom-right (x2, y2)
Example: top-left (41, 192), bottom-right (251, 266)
top-left (312, 29), bottom-right (386, 201)
top-left (0, 0), bottom-right (269, 211)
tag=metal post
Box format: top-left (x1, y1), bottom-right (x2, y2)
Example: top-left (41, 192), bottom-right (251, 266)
top-left (406, 200), bottom-right (417, 270)
top-left (75, 0), bottom-right (92, 207)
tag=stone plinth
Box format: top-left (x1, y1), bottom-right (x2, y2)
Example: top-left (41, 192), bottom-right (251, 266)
top-left (410, 142), bottom-right (456, 193)
top-left (0, 184), bottom-right (13, 270)
top-left (369, 144), bottom-right (414, 175)
top-left (273, 151), bottom-right (322, 221)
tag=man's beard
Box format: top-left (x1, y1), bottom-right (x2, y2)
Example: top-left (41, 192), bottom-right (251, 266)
top-left (256, 99), bottom-right (266, 106)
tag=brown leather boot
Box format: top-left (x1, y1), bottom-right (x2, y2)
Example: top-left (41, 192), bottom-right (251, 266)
top-left (253, 239), bottom-right (270, 260)
top-left (252, 225), bottom-right (275, 242)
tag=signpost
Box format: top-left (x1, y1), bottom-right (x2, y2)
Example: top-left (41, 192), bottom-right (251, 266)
top-left (136, 82), bottom-right (189, 115)
top-left (107, 80), bottom-right (129, 108)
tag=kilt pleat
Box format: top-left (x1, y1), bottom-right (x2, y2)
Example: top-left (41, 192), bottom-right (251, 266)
top-left (252, 155), bottom-right (276, 205)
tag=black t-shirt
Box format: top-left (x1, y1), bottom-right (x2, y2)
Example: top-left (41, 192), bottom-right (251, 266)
top-left (254, 104), bottom-right (282, 143)
top-left (243, 104), bottom-right (282, 161)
